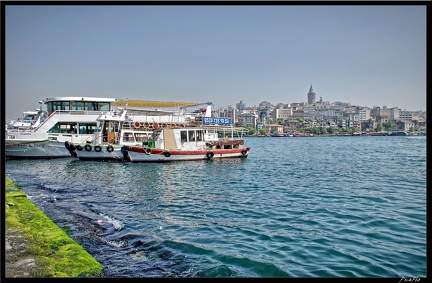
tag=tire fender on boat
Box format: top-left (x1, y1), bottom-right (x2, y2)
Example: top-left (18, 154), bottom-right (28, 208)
top-left (84, 144), bottom-right (92, 152)
top-left (64, 141), bottom-right (74, 150)
top-left (163, 151), bottom-right (171, 157)
top-left (94, 146), bottom-right (102, 152)
top-left (76, 145), bottom-right (83, 151)
top-left (206, 151), bottom-right (214, 159)
top-left (133, 121), bottom-right (141, 129)
top-left (107, 145), bottom-right (114, 152)
top-left (241, 149), bottom-right (248, 156)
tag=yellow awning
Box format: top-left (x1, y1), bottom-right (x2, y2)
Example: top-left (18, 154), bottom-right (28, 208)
top-left (112, 100), bottom-right (205, 108)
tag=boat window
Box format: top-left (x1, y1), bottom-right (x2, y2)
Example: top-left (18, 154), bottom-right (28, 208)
top-left (123, 132), bottom-right (133, 142)
top-left (23, 114), bottom-right (36, 121)
top-left (134, 133), bottom-right (149, 142)
top-left (85, 102), bottom-right (98, 111)
top-left (196, 130), bottom-right (204, 141)
top-left (188, 130), bottom-right (196, 142)
top-left (72, 101), bottom-right (84, 111)
top-left (180, 130), bottom-right (187, 142)
top-left (78, 123), bottom-right (97, 134)
top-left (47, 123), bottom-right (60, 133)
top-left (48, 123), bottom-right (77, 134)
top-left (98, 102), bottom-right (111, 111)
top-left (47, 101), bottom-right (70, 112)
top-left (109, 121), bottom-right (115, 132)
top-left (114, 121), bottom-right (119, 132)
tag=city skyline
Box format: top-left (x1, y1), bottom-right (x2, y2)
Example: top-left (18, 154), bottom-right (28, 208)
top-left (231, 84), bottom-right (426, 113)
top-left (4, 4), bottom-right (427, 121)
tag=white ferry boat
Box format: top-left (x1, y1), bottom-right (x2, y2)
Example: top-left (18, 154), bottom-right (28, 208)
top-left (5, 96), bottom-right (117, 159)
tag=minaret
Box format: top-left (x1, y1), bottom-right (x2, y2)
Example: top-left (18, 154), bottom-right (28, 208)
top-left (307, 84), bottom-right (316, 104)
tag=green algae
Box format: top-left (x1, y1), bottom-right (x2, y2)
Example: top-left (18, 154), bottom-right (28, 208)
top-left (5, 177), bottom-right (104, 277)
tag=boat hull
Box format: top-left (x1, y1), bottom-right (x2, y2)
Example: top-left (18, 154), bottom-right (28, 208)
top-left (125, 146), bottom-right (250, 162)
top-left (71, 144), bottom-right (126, 161)
top-left (6, 140), bottom-right (73, 159)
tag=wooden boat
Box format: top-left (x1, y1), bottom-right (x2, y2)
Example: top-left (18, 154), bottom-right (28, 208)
top-left (122, 122), bottom-right (251, 162)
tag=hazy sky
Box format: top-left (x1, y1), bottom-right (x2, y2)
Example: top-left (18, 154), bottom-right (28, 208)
top-left (5, 4), bottom-right (427, 121)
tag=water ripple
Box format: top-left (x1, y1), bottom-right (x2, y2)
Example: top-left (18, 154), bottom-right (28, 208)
top-left (5, 136), bottom-right (426, 277)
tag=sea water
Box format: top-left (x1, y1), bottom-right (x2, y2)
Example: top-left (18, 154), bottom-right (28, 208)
top-left (5, 135), bottom-right (427, 278)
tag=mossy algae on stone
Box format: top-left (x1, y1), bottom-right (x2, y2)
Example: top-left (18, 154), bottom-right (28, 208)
top-left (5, 178), bottom-right (104, 277)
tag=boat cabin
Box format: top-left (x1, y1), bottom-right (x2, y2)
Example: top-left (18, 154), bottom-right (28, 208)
top-left (142, 127), bottom-right (220, 150)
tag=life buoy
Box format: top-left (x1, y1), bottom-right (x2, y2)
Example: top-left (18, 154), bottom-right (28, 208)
top-left (153, 122), bottom-right (159, 129)
top-left (163, 151), bottom-right (171, 157)
top-left (76, 145), bottom-right (83, 151)
top-left (169, 123), bottom-right (176, 128)
top-left (241, 149), bottom-right (248, 156)
top-left (133, 121), bottom-right (141, 129)
top-left (84, 144), bottom-right (92, 152)
top-left (107, 145), bottom-right (114, 152)
top-left (94, 146), bottom-right (102, 152)
top-left (144, 122), bottom-right (150, 128)
top-left (206, 151), bottom-right (214, 159)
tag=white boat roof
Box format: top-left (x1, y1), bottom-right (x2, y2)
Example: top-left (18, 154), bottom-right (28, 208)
top-left (43, 97), bottom-right (118, 103)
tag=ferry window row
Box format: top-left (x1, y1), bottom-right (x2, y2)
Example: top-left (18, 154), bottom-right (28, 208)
top-left (48, 123), bottom-right (97, 134)
top-left (46, 101), bottom-right (111, 112)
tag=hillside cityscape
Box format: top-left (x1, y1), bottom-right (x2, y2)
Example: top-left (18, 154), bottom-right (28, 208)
top-left (214, 85), bottom-right (426, 136)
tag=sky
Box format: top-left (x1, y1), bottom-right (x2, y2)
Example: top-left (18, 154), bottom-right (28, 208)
top-left (4, 4), bottom-right (427, 121)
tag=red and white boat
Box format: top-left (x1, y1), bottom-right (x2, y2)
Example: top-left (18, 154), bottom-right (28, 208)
top-left (122, 122), bottom-right (250, 162)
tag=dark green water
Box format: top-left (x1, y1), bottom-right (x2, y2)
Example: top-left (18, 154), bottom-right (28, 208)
top-left (5, 135), bottom-right (427, 278)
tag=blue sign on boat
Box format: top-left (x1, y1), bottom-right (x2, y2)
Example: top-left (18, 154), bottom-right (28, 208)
top-left (202, 117), bottom-right (232, 125)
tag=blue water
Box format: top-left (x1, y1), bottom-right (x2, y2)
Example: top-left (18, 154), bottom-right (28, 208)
top-left (5, 136), bottom-right (427, 278)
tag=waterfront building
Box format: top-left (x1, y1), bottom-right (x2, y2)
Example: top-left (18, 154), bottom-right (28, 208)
top-left (390, 107), bottom-right (400, 120)
top-left (355, 106), bottom-right (371, 121)
top-left (396, 119), bottom-right (416, 132)
top-left (271, 105), bottom-right (292, 121)
top-left (241, 112), bottom-right (258, 129)
top-left (265, 123), bottom-right (284, 134)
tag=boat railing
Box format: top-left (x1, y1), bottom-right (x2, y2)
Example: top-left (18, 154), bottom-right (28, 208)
top-left (203, 124), bottom-right (246, 140)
